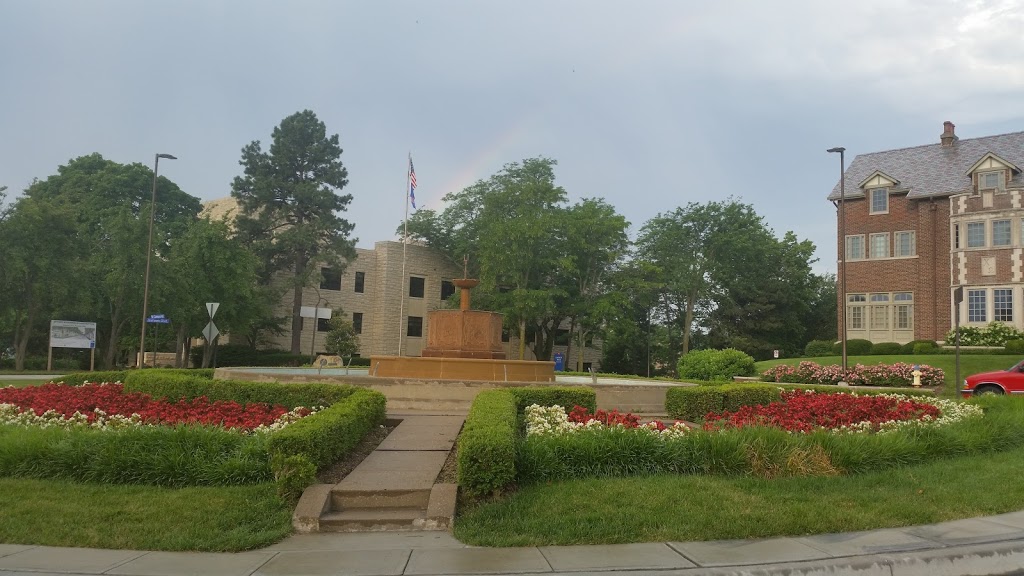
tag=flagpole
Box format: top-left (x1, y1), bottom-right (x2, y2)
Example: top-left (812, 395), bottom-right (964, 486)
top-left (398, 152), bottom-right (411, 356)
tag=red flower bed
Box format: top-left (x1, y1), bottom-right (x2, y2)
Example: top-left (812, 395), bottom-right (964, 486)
top-left (703, 391), bottom-right (941, 433)
top-left (567, 405), bottom-right (642, 427)
top-left (0, 382), bottom-right (301, 431)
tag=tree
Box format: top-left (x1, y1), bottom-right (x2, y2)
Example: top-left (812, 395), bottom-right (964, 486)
top-left (231, 110), bottom-right (356, 354)
top-left (324, 310), bottom-right (359, 359)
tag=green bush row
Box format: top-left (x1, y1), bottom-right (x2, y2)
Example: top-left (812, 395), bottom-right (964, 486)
top-left (0, 424), bottom-right (270, 486)
top-left (457, 390), bottom-right (518, 499)
top-left (456, 386), bottom-right (597, 499)
top-left (665, 384), bottom-right (781, 422)
top-left (517, 396), bottom-right (1024, 483)
top-left (190, 344), bottom-right (308, 368)
top-left (57, 370), bottom-right (130, 386)
top-left (803, 339), bottom-right (947, 357)
top-left (123, 372), bottom-right (356, 409)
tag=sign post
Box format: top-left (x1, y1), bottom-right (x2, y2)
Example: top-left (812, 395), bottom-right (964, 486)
top-left (48, 320), bottom-right (97, 372)
top-left (954, 287), bottom-right (964, 393)
top-left (204, 303), bottom-right (220, 369)
top-left (145, 314), bottom-right (171, 367)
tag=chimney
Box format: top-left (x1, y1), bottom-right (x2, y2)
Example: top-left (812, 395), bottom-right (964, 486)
top-left (941, 121), bottom-right (957, 147)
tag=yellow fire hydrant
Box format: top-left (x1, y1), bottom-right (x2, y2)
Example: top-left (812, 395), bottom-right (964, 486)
top-left (912, 365), bottom-right (922, 388)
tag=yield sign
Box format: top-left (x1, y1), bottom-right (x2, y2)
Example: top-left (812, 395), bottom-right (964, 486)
top-left (202, 321), bottom-right (219, 342)
top-left (206, 302), bottom-right (220, 319)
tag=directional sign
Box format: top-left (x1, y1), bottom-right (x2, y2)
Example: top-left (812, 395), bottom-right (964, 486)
top-left (206, 303), bottom-right (220, 319)
top-left (146, 316), bottom-right (171, 324)
top-left (150, 314), bottom-right (166, 320)
top-left (202, 321), bottom-right (219, 342)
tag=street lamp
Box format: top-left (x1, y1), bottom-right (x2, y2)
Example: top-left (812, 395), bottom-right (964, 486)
top-left (138, 153), bottom-right (177, 368)
top-left (827, 146), bottom-right (848, 377)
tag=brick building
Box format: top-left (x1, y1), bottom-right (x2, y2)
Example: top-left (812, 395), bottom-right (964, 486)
top-left (203, 198), bottom-right (602, 368)
top-left (830, 123), bottom-right (1024, 344)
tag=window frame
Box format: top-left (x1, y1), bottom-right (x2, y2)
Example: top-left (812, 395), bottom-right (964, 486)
top-left (966, 221), bottom-right (986, 248)
top-left (869, 233), bottom-right (890, 259)
top-left (980, 170), bottom-right (1005, 192)
top-left (316, 317), bottom-right (332, 332)
top-left (894, 231), bottom-right (916, 257)
top-left (992, 219), bottom-right (1012, 247)
top-left (408, 276), bottom-right (425, 298)
top-left (869, 188), bottom-right (889, 214)
top-left (845, 235), bottom-right (866, 261)
top-left (354, 271), bottom-right (365, 293)
top-left (406, 316), bottom-right (423, 338)
top-left (994, 288), bottom-right (1013, 322)
top-left (319, 267), bottom-right (342, 291)
top-left (968, 289), bottom-right (987, 323)
top-left (351, 312), bottom-right (363, 335)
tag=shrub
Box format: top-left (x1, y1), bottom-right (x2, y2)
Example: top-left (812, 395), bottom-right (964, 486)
top-left (901, 340), bottom-right (938, 354)
top-left (190, 344), bottom-right (307, 368)
top-left (871, 342), bottom-right (902, 355)
top-left (803, 340), bottom-right (834, 357)
top-left (457, 390), bottom-right (517, 498)
top-left (834, 339), bottom-right (873, 355)
top-left (677, 349), bottom-right (755, 381)
top-left (760, 361), bottom-right (944, 387)
top-left (123, 372), bottom-right (356, 409)
top-left (946, 322), bottom-right (1024, 346)
top-left (666, 385), bottom-right (781, 421)
top-left (266, 388), bottom-right (386, 472)
top-left (720, 384), bottom-right (782, 413)
top-left (56, 371), bottom-right (129, 386)
top-left (507, 386), bottom-right (596, 413)
top-left (1005, 340), bottom-right (1024, 355)
top-left (271, 453), bottom-right (317, 503)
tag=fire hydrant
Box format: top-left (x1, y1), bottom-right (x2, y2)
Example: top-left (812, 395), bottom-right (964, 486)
top-left (912, 364), bottom-right (922, 388)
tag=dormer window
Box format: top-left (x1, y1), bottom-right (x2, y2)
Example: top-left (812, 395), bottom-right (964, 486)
top-left (979, 170), bottom-right (1004, 192)
top-left (869, 188), bottom-right (888, 214)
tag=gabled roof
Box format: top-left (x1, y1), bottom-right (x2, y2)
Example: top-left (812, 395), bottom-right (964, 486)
top-left (857, 170), bottom-right (900, 188)
top-left (828, 130), bottom-right (1024, 201)
top-left (965, 151), bottom-right (1020, 175)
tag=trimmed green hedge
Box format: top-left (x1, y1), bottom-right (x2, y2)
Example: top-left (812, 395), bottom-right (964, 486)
top-left (804, 340), bottom-right (835, 357)
top-left (57, 371), bottom-right (130, 386)
top-left (266, 388), bottom-right (386, 472)
top-left (123, 372), bottom-right (356, 409)
top-left (677, 349), bottom-right (756, 381)
top-left (665, 384), bottom-right (782, 422)
top-left (508, 386), bottom-right (596, 413)
top-left (457, 390), bottom-right (518, 498)
top-left (871, 342), bottom-right (902, 355)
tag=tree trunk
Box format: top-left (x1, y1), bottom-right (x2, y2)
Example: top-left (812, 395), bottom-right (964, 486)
top-left (290, 255), bottom-right (306, 355)
top-left (682, 291), bottom-right (696, 356)
top-left (105, 311), bottom-right (121, 369)
top-left (518, 319), bottom-right (526, 360)
top-left (174, 325), bottom-right (187, 368)
top-left (14, 304), bottom-right (33, 372)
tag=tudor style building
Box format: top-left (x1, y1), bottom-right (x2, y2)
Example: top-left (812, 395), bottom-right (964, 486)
top-left (830, 122), bottom-right (1024, 344)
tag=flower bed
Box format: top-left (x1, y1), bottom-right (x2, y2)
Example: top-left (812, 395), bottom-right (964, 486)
top-left (704, 390), bottom-right (981, 433)
top-left (0, 383), bottom-right (317, 433)
top-left (526, 404), bottom-right (690, 439)
top-left (761, 361), bottom-right (944, 387)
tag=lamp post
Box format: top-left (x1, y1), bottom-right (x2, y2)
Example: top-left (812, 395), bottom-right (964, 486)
top-left (827, 147), bottom-right (848, 377)
top-left (138, 153), bottom-right (177, 368)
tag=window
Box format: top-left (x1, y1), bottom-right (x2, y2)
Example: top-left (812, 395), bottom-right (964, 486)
top-left (993, 220), bottom-right (1012, 246)
top-left (895, 292), bottom-right (914, 330)
top-left (582, 362), bottom-right (593, 373)
top-left (967, 222), bottom-right (986, 248)
top-left (968, 289), bottom-right (987, 322)
top-left (406, 316), bottom-right (423, 337)
top-left (870, 188), bottom-right (888, 214)
top-left (846, 235), bottom-right (865, 260)
top-left (894, 231), bottom-right (915, 257)
top-left (354, 271), bottom-right (365, 293)
top-left (847, 294), bottom-right (866, 330)
top-left (352, 312), bottom-right (363, 335)
top-left (980, 171), bottom-right (1004, 191)
top-left (320, 267), bottom-right (341, 291)
top-left (317, 318), bottom-right (331, 332)
top-left (869, 293), bottom-right (889, 330)
top-left (954, 223), bottom-right (961, 250)
top-left (869, 233), bottom-right (889, 259)
top-left (501, 328), bottom-right (510, 343)
top-left (408, 276), bottom-right (425, 298)
top-left (995, 289), bottom-right (1013, 322)
top-left (441, 280), bottom-right (456, 300)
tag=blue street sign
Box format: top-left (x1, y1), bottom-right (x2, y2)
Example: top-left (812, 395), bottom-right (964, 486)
top-left (151, 314), bottom-right (166, 319)
top-left (146, 316), bottom-right (171, 324)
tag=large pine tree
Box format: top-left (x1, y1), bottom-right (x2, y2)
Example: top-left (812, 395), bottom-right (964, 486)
top-left (231, 110), bottom-right (355, 354)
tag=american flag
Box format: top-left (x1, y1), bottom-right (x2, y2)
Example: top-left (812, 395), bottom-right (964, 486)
top-left (409, 157), bottom-right (417, 209)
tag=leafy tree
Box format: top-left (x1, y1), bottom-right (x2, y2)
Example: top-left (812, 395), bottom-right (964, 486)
top-left (231, 110), bottom-right (356, 354)
top-left (804, 272), bottom-right (838, 342)
top-left (324, 310), bottom-right (359, 359)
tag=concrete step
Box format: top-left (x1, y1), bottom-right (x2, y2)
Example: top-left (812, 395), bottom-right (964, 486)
top-left (330, 488), bottom-right (431, 510)
top-left (319, 507), bottom-right (428, 532)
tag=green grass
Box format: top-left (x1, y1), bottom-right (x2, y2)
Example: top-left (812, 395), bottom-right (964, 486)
top-left (756, 354), bottom-right (1017, 391)
top-left (0, 478), bottom-right (291, 551)
top-left (0, 379), bottom-right (45, 388)
top-left (454, 443), bottom-right (1024, 546)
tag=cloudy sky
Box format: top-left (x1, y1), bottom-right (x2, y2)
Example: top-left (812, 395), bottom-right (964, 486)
top-left (2, 0), bottom-right (1023, 274)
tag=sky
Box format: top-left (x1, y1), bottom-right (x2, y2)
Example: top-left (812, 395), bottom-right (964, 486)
top-left (2, 0), bottom-right (1023, 275)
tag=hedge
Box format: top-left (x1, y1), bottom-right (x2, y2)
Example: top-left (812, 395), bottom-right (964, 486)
top-left (265, 388), bottom-right (386, 473)
top-left (56, 371), bottom-right (130, 386)
top-left (870, 342), bottom-right (902, 355)
top-left (123, 372), bottom-right (356, 409)
top-left (507, 386), bottom-right (596, 413)
top-left (804, 340), bottom-right (834, 357)
top-left (457, 390), bottom-right (518, 498)
top-left (190, 344), bottom-right (307, 368)
top-left (665, 384), bottom-right (781, 422)
top-left (677, 348), bottom-right (756, 381)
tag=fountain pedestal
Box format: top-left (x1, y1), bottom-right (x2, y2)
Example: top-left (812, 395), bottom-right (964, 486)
top-left (421, 279), bottom-right (506, 359)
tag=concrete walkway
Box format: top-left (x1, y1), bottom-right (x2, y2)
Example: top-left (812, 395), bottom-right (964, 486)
top-left (4, 512), bottom-right (1024, 575)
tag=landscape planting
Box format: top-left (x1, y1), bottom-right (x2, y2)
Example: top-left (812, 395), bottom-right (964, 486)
top-left (760, 361), bottom-right (944, 387)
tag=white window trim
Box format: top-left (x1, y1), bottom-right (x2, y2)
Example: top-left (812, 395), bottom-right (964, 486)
top-left (845, 235), bottom-right (866, 261)
top-left (894, 230), bottom-right (916, 258)
top-left (966, 221), bottom-right (986, 249)
top-left (992, 219), bottom-right (1012, 247)
top-left (869, 233), bottom-right (890, 259)
top-left (869, 188), bottom-right (889, 215)
top-left (979, 170), bottom-right (1005, 193)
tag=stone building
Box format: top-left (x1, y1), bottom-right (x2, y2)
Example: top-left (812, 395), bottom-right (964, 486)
top-left (203, 198), bottom-right (602, 368)
top-left (830, 122), bottom-right (1024, 343)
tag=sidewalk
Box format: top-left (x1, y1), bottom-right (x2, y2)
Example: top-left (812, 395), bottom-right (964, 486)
top-left (4, 510), bottom-right (1024, 575)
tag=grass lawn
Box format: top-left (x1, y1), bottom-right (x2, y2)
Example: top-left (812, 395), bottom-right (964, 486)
top-left (454, 443), bottom-right (1024, 547)
top-left (0, 478), bottom-right (292, 551)
top-left (0, 379), bottom-right (51, 388)
top-left (756, 354), bottom-right (1019, 391)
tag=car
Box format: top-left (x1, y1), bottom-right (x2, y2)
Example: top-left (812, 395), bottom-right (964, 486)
top-left (961, 360), bottom-right (1024, 397)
